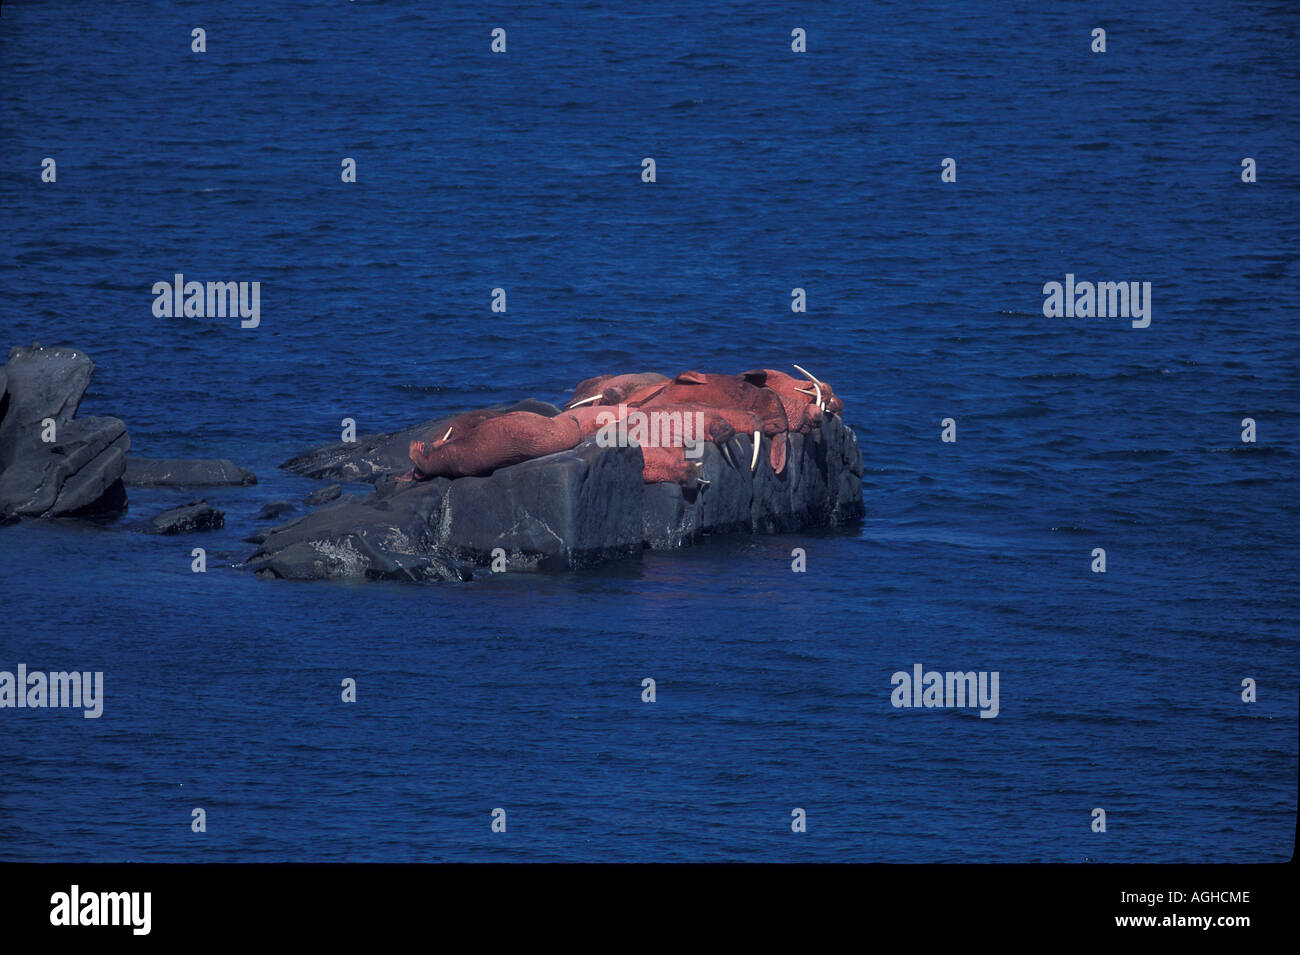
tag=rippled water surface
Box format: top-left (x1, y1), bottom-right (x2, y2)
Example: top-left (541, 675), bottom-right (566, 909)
top-left (0, 0), bottom-right (1296, 861)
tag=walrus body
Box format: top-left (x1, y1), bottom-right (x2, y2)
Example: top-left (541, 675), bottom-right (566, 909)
top-left (405, 365), bottom-right (843, 488)
top-left (410, 411), bottom-right (584, 478)
top-left (565, 372), bottom-right (670, 409)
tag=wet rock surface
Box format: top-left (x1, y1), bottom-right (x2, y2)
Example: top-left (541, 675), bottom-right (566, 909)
top-left (146, 500), bottom-right (224, 535)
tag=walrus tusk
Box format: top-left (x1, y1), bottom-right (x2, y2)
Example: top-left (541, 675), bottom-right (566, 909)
top-left (792, 363), bottom-right (822, 386)
top-left (795, 383), bottom-right (823, 406)
top-left (721, 442), bottom-right (736, 468)
top-left (750, 431), bottom-right (760, 471)
top-left (442, 426), bottom-right (453, 441)
top-left (792, 364), bottom-right (823, 409)
top-left (566, 394), bottom-right (602, 408)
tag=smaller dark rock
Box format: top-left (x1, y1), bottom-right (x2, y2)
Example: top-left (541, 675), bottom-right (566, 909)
top-left (257, 500), bottom-right (297, 520)
top-left (304, 483), bottom-right (342, 506)
top-left (123, 458), bottom-right (256, 487)
top-left (146, 500), bottom-right (224, 535)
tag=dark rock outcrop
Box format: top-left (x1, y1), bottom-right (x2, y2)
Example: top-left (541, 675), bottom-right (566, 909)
top-left (146, 500), bottom-right (224, 535)
top-left (437, 437), bottom-right (646, 570)
top-left (123, 457), bottom-right (256, 487)
top-left (254, 415), bottom-right (863, 581)
top-left (250, 435), bottom-right (643, 579)
top-left (0, 344), bottom-right (129, 518)
top-left (280, 399), bottom-right (561, 483)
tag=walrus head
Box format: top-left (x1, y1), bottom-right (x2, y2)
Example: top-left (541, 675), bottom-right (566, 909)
top-left (565, 372), bottom-right (669, 409)
top-left (790, 364), bottom-right (843, 415)
top-left (740, 365), bottom-right (844, 432)
top-left (640, 445), bottom-right (711, 489)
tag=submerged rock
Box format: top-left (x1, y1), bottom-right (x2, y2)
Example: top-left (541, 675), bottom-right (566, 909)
top-left (304, 483), bottom-right (342, 506)
top-left (257, 500), bottom-right (297, 520)
top-left (146, 499), bottom-right (224, 535)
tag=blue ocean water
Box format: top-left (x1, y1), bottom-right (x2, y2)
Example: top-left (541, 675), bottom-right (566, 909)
top-left (0, 0), bottom-right (1296, 862)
